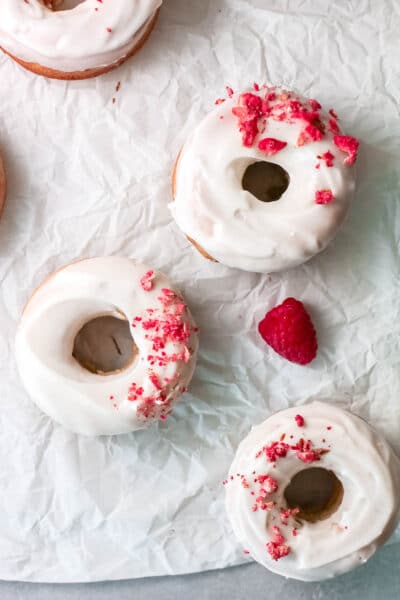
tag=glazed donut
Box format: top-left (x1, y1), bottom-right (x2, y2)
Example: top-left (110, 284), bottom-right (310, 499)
top-left (0, 152), bottom-right (5, 218)
top-left (225, 402), bottom-right (400, 581)
top-left (15, 257), bottom-right (198, 435)
top-left (170, 84), bottom-right (359, 273)
top-left (0, 1), bottom-right (161, 80)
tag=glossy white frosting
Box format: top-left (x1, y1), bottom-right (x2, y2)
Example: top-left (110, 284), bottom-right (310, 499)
top-left (0, 0), bottom-right (161, 72)
top-left (225, 402), bottom-right (400, 581)
top-left (170, 86), bottom-right (357, 273)
top-left (15, 257), bottom-right (198, 436)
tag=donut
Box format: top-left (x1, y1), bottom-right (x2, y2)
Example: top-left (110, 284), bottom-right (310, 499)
top-left (15, 257), bottom-right (199, 435)
top-left (0, 1), bottom-right (161, 80)
top-left (0, 152), bottom-right (6, 218)
top-left (170, 84), bottom-right (359, 273)
top-left (225, 402), bottom-right (400, 581)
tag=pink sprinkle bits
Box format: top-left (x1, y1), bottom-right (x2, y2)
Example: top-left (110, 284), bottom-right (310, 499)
top-left (317, 150), bottom-right (335, 167)
top-left (280, 507), bottom-right (300, 525)
top-left (257, 437), bottom-right (326, 464)
top-left (294, 414), bottom-right (305, 427)
top-left (256, 441), bottom-right (290, 462)
top-left (256, 474), bottom-right (279, 494)
top-left (293, 438), bottom-right (325, 463)
top-left (266, 526), bottom-right (291, 561)
top-left (140, 270), bottom-right (155, 292)
top-left (315, 189), bottom-right (335, 205)
top-left (126, 286), bottom-right (195, 421)
top-left (297, 123), bottom-right (324, 146)
top-left (258, 138), bottom-right (287, 155)
top-left (333, 135), bottom-right (359, 165)
top-left (232, 92), bottom-right (264, 147)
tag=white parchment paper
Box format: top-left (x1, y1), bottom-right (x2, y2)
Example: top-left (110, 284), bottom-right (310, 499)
top-left (0, 0), bottom-right (399, 583)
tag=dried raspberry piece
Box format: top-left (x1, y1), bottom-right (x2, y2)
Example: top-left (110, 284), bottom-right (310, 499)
top-left (292, 438), bottom-right (325, 463)
top-left (149, 372), bottom-right (162, 390)
top-left (309, 99), bottom-right (322, 111)
top-left (317, 150), bottom-right (335, 167)
top-left (263, 441), bottom-right (290, 462)
top-left (226, 86), bottom-right (234, 97)
top-left (256, 474), bottom-right (279, 493)
top-left (266, 527), bottom-right (290, 561)
top-left (280, 507), bottom-right (300, 525)
top-left (329, 108), bottom-right (339, 120)
top-left (333, 135), bottom-right (359, 165)
top-left (295, 414), bottom-right (305, 427)
top-left (232, 93), bottom-right (265, 147)
top-left (291, 109), bottom-right (320, 123)
top-left (140, 270), bottom-right (155, 292)
top-left (258, 298), bottom-right (318, 365)
top-left (297, 123), bottom-right (324, 146)
top-left (315, 189), bottom-right (335, 205)
top-left (127, 383), bottom-right (144, 402)
top-left (329, 118), bottom-right (340, 134)
top-left (258, 137), bottom-right (287, 155)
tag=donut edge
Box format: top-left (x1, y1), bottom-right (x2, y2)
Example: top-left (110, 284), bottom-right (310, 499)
top-left (172, 150), bottom-right (218, 263)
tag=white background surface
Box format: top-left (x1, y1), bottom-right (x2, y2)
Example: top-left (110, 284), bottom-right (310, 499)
top-left (0, 0), bottom-right (399, 586)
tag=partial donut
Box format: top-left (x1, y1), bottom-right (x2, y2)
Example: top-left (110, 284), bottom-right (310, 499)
top-left (0, 1), bottom-right (161, 80)
top-left (15, 257), bottom-right (198, 435)
top-left (225, 402), bottom-right (400, 581)
top-left (170, 84), bottom-right (359, 273)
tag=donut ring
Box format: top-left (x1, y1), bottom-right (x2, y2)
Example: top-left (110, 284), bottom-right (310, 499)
top-left (225, 402), bottom-right (400, 581)
top-left (15, 257), bottom-right (199, 436)
top-left (170, 85), bottom-right (359, 273)
top-left (0, 1), bottom-right (161, 80)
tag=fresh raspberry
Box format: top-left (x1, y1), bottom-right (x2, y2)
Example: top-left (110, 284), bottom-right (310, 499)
top-left (258, 298), bottom-right (318, 365)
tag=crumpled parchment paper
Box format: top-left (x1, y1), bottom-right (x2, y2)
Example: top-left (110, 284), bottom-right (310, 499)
top-left (0, 0), bottom-right (399, 584)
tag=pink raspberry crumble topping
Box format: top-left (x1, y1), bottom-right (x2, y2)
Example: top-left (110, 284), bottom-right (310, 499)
top-left (140, 270), bottom-right (155, 292)
top-left (333, 135), bottom-right (359, 165)
top-left (266, 526), bottom-right (291, 561)
top-left (315, 189), bottom-right (335, 205)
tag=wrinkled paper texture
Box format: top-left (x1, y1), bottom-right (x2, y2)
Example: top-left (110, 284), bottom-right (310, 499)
top-left (0, 0), bottom-right (399, 584)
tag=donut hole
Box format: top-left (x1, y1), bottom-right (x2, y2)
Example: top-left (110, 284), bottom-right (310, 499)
top-left (49, 0), bottom-right (85, 10)
top-left (284, 468), bottom-right (344, 523)
top-left (72, 315), bottom-right (137, 375)
top-left (242, 161), bottom-right (290, 202)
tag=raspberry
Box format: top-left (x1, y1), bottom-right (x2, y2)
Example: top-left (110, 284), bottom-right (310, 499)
top-left (315, 189), bottom-right (335, 204)
top-left (333, 135), bottom-right (359, 165)
top-left (258, 138), bottom-right (287, 155)
top-left (258, 298), bottom-right (318, 365)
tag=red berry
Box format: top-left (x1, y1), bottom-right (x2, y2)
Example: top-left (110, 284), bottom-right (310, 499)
top-left (258, 298), bottom-right (317, 365)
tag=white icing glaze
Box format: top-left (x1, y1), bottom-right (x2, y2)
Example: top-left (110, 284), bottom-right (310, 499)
top-left (15, 257), bottom-right (198, 436)
top-left (225, 402), bottom-right (400, 581)
top-left (0, 0), bottom-right (162, 72)
top-left (170, 86), bottom-right (357, 273)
